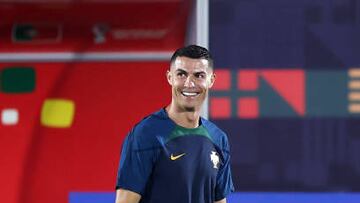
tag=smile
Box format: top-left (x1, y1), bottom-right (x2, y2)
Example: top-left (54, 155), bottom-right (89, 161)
top-left (181, 91), bottom-right (200, 97)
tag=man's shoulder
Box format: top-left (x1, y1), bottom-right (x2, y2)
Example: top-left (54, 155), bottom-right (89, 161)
top-left (201, 118), bottom-right (227, 137)
top-left (201, 118), bottom-right (230, 150)
top-left (134, 108), bottom-right (168, 129)
top-left (129, 108), bottom-right (172, 141)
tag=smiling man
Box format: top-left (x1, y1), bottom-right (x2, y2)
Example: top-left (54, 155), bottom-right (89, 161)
top-left (115, 45), bottom-right (234, 203)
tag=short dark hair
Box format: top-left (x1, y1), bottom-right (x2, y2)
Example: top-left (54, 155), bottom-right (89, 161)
top-left (170, 45), bottom-right (213, 68)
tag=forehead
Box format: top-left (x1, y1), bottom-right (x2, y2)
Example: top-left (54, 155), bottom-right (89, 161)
top-left (171, 56), bottom-right (211, 72)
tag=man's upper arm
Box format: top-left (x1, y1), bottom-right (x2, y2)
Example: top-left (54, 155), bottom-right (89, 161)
top-left (115, 189), bottom-right (141, 203)
top-left (116, 126), bottom-right (158, 196)
top-left (215, 135), bottom-right (234, 197)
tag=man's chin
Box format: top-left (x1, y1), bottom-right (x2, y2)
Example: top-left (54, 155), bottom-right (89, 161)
top-left (184, 106), bottom-right (196, 112)
top-left (182, 103), bottom-right (202, 112)
top-left (176, 100), bottom-right (203, 112)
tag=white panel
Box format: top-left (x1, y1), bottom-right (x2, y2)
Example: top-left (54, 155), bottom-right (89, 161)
top-left (1, 109), bottom-right (19, 125)
top-left (196, 0), bottom-right (210, 119)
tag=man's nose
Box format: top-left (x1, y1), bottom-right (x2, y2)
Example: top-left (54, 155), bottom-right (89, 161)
top-left (184, 76), bottom-right (195, 87)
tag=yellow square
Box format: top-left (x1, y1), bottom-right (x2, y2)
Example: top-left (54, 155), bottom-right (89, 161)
top-left (41, 99), bottom-right (75, 128)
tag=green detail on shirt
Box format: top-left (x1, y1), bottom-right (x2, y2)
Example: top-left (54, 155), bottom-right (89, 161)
top-left (167, 125), bottom-right (212, 143)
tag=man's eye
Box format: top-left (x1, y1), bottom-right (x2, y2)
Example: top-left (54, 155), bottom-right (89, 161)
top-left (177, 72), bottom-right (186, 77)
top-left (195, 73), bottom-right (206, 78)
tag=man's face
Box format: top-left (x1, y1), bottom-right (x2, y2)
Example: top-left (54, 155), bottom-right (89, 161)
top-left (167, 56), bottom-right (215, 112)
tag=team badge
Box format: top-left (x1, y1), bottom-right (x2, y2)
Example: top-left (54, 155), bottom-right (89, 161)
top-left (210, 151), bottom-right (220, 169)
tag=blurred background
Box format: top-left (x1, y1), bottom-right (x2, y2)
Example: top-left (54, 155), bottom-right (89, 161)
top-left (0, 0), bottom-right (360, 203)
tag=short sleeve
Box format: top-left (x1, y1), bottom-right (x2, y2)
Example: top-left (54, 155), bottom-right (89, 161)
top-left (115, 129), bottom-right (159, 195)
top-left (214, 135), bottom-right (235, 201)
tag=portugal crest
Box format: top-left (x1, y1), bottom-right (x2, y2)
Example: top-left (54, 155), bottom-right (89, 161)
top-left (210, 151), bottom-right (220, 169)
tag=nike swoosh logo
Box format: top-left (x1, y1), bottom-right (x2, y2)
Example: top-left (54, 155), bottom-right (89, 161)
top-left (170, 153), bottom-right (186, 161)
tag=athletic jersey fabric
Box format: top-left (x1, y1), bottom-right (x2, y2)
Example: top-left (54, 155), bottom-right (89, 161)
top-left (116, 108), bottom-right (234, 203)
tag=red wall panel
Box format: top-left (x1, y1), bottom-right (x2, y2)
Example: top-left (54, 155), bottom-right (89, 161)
top-left (0, 62), bottom-right (171, 203)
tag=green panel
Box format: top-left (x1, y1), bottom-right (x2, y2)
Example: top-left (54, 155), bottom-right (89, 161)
top-left (13, 24), bottom-right (34, 41)
top-left (1, 67), bottom-right (36, 93)
top-left (306, 71), bottom-right (348, 116)
top-left (167, 125), bottom-right (212, 143)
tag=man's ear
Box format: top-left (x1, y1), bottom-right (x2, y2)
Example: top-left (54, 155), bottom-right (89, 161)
top-left (166, 69), bottom-right (172, 85)
top-left (208, 72), bottom-right (216, 88)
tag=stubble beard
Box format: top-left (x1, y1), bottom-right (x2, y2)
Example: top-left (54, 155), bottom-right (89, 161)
top-left (179, 96), bottom-right (204, 112)
top-left (184, 106), bottom-right (196, 112)
top-left (175, 97), bottom-right (198, 112)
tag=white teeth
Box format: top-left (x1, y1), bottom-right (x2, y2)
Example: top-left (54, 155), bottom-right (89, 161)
top-left (182, 92), bottom-right (198, 96)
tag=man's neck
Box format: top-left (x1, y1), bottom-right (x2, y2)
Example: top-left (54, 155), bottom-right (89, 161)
top-left (165, 104), bottom-right (201, 129)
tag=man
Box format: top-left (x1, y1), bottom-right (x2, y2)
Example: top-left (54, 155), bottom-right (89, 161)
top-left (115, 45), bottom-right (234, 203)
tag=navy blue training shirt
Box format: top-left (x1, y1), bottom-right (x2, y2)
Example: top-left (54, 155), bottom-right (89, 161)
top-left (116, 108), bottom-right (234, 203)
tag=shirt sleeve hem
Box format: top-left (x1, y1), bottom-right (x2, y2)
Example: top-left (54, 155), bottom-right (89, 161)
top-left (214, 188), bottom-right (234, 201)
top-left (114, 185), bottom-right (143, 196)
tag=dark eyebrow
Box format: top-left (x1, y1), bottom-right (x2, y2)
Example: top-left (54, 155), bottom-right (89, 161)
top-left (175, 69), bottom-right (207, 76)
top-left (175, 69), bottom-right (188, 73)
top-left (194, 71), bottom-right (206, 75)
